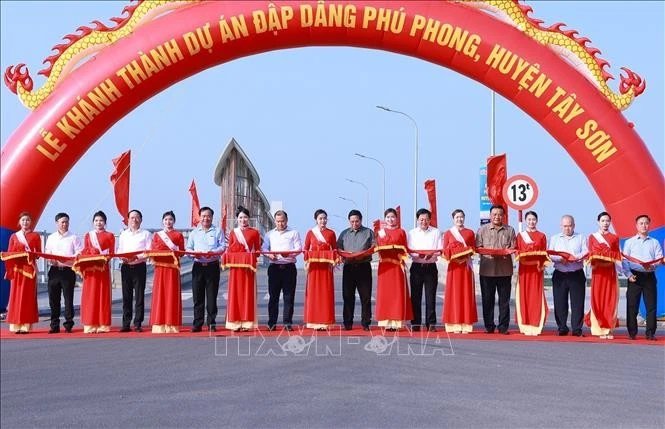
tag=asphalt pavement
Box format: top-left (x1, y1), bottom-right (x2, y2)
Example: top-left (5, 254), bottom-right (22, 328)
top-left (2, 263), bottom-right (664, 428)
top-left (2, 335), bottom-right (663, 428)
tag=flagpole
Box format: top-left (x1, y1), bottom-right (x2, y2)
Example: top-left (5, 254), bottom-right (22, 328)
top-left (490, 91), bottom-right (496, 156)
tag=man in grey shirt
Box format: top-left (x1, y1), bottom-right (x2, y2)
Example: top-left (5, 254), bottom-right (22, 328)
top-left (476, 205), bottom-right (516, 334)
top-left (337, 210), bottom-right (375, 331)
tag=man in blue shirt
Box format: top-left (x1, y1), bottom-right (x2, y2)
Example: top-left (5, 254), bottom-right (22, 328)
top-left (548, 214), bottom-right (588, 337)
top-left (186, 206), bottom-right (226, 332)
top-left (622, 214), bottom-right (663, 341)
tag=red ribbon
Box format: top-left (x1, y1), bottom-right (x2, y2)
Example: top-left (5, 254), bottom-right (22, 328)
top-left (4, 249), bottom-right (662, 268)
top-left (475, 248), bottom-right (516, 256)
top-left (621, 253), bottom-right (663, 269)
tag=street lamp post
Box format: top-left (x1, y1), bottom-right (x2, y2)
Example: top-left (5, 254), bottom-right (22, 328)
top-left (345, 178), bottom-right (369, 218)
top-left (376, 105), bottom-right (419, 227)
top-left (331, 214), bottom-right (345, 230)
top-left (338, 196), bottom-right (358, 209)
top-left (354, 152), bottom-right (386, 214)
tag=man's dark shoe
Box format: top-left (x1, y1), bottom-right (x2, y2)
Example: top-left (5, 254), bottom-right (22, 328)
top-left (134, 326), bottom-right (143, 333)
top-left (629, 334), bottom-right (636, 340)
top-left (498, 330), bottom-right (509, 335)
top-left (412, 326), bottom-right (421, 332)
top-left (343, 325), bottom-right (352, 331)
top-left (572, 331), bottom-right (585, 337)
top-left (209, 325), bottom-right (217, 332)
top-left (362, 325), bottom-right (370, 331)
top-left (428, 325), bottom-right (437, 332)
top-left (267, 325), bottom-right (276, 332)
top-left (191, 326), bottom-right (202, 333)
top-left (486, 328), bottom-right (495, 334)
top-left (285, 325), bottom-right (293, 332)
top-left (558, 331), bottom-right (569, 336)
top-left (119, 327), bottom-right (131, 333)
top-left (48, 328), bottom-right (60, 334)
top-left (65, 327), bottom-right (73, 333)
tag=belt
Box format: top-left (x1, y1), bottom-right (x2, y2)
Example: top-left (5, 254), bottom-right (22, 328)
top-left (122, 262), bottom-right (146, 268)
top-left (194, 261), bottom-right (217, 267)
top-left (412, 262), bottom-right (435, 267)
top-left (271, 263), bottom-right (295, 270)
top-left (631, 270), bottom-right (656, 276)
top-left (554, 268), bottom-right (584, 274)
top-left (344, 261), bottom-right (371, 267)
top-left (50, 266), bottom-right (72, 271)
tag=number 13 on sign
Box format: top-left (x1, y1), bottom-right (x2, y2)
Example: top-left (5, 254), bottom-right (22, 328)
top-left (502, 175), bottom-right (539, 210)
top-left (502, 175), bottom-right (539, 231)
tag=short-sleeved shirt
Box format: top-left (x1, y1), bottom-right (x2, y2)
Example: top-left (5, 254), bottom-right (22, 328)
top-left (337, 226), bottom-right (374, 264)
top-left (476, 223), bottom-right (516, 277)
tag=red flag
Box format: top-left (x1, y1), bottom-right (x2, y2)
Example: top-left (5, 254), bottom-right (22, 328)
top-left (110, 150), bottom-right (131, 226)
top-left (189, 179), bottom-right (201, 227)
top-left (487, 154), bottom-right (508, 222)
top-left (373, 219), bottom-right (381, 235)
top-left (395, 205), bottom-right (401, 229)
top-left (221, 204), bottom-right (228, 235)
top-left (424, 179), bottom-right (438, 227)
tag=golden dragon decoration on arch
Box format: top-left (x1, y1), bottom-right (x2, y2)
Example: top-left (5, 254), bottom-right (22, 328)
top-left (4, 0), bottom-right (645, 111)
top-left (4, 0), bottom-right (197, 110)
top-left (465, 0), bottom-right (645, 110)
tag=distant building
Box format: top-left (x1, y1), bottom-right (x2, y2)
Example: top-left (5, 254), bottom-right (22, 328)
top-left (213, 138), bottom-right (275, 236)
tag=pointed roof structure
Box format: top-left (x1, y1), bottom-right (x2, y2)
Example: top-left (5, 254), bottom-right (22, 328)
top-left (212, 137), bottom-right (274, 236)
top-left (213, 137), bottom-right (260, 186)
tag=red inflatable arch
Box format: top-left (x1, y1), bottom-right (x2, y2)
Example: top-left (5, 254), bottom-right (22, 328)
top-left (2, 0), bottom-right (664, 237)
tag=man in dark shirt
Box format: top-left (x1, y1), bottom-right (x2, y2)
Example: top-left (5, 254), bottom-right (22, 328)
top-left (476, 205), bottom-right (516, 334)
top-left (337, 210), bottom-right (375, 331)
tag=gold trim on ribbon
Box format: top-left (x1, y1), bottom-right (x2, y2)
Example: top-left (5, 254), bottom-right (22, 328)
top-left (446, 247), bottom-right (475, 262)
top-left (73, 255), bottom-right (110, 275)
top-left (147, 251), bottom-right (180, 270)
top-left (0, 251), bottom-right (31, 262)
top-left (221, 263), bottom-right (257, 272)
top-left (14, 266), bottom-right (36, 279)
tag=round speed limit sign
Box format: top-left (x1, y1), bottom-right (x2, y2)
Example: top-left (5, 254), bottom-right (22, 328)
top-left (502, 175), bottom-right (539, 210)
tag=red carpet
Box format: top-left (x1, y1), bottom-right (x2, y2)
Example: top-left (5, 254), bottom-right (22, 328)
top-left (1, 326), bottom-right (662, 345)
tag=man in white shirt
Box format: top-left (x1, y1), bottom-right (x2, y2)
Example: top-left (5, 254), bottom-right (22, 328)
top-left (44, 212), bottom-right (82, 333)
top-left (548, 214), bottom-right (588, 337)
top-left (407, 208), bottom-right (442, 332)
top-left (262, 210), bottom-right (302, 331)
top-left (117, 209), bottom-right (152, 332)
